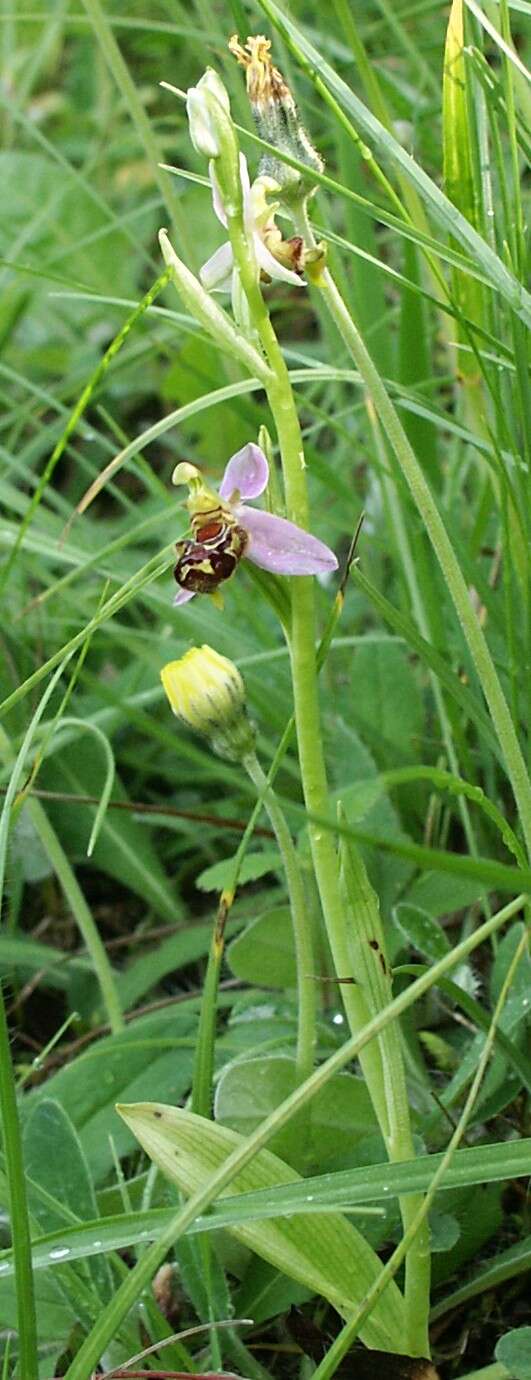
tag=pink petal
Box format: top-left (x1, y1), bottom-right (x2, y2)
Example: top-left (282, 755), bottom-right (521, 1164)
top-left (200, 241), bottom-right (234, 291)
top-left (254, 232), bottom-right (305, 287)
top-left (219, 444), bottom-right (269, 502)
top-left (239, 506), bottom-right (338, 575)
top-left (173, 587), bottom-right (197, 606)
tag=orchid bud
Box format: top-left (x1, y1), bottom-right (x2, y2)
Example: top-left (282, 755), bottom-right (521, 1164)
top-left (229, 35), bottom-right (323, 207)
top-left (186, 68), bottom-right (241, 218)
top-left (160, 646), bottom-right (255, 761)
top-left (186, 69), bottom-right (231, 158)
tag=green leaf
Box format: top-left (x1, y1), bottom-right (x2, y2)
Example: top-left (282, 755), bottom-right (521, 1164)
top-left (394, 904), bottom-right (451, 963)
top-left (0, 934), bottom-right (92, 992)
top-left (403, 871), bottom-right (486, 918)
top-left (443, 0), bottom-right (486, 353)
top-left (117, 917), bottom-right (242, 1010)
top-left (41, 737), bottom-right (180, 921)
top-left (214, 1056), bottom-right (377, 1173)
top-left (196, 850), bottom-right (282, 893)
top-left (432, 1235), bottom-right (531, 1321)
top-left (23, 1099), bottom-right (112, 1300)
top-left (117, 1102), bottom-right (406, 1352)
top-left (227, 908), bottom-right (297, 989)
top-left (342, 642), bottom-right (423, 766)
top-left (23, 1010), bottom-right (196, 1183)
top-left (234, 1256), bottom-right (310, 1326)
top-left (496, 1328), bottom-right (531, 1379)
top-left (429, 1212), bottom-right (460, 1253)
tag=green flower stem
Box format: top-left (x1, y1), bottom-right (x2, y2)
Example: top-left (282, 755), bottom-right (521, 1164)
top-left (227, 219), bottom-right (429, 1352)
top-left (191, 917), bottom-right (226, 1121)
top-left (244, 751), bottom-right (315, 1083)
top-left (297, 209), bottom-right (531, 860)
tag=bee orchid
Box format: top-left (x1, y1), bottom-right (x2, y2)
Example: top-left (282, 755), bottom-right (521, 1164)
top-left (172, 443), bottom-right (338, 605)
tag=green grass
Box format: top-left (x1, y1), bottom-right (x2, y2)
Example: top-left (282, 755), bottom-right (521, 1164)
top-left (0, 0), bottom-right (529, 1376)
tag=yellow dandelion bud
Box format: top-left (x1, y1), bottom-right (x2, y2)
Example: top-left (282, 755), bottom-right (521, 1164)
top-left (160, 646), bottom-right (255, 761)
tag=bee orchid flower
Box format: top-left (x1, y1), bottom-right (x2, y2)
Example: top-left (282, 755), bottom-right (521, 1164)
top-left (172, 442), bottom-right (338, 605)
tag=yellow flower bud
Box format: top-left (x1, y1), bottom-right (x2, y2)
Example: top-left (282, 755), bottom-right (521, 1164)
top-left (160, 646), bottom-right (255, 761)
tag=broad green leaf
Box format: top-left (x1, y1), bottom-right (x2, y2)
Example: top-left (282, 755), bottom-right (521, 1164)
top-left (431, 1184), bottom-right (502, 1287)
top-left (227, 908), bottom-right (297, 988)
top-left (117, 916), bottom-right (242, 1010)
top-left (10, 806), bottom-right (52, 883)
top-left (234, 1255), bottom-right (310, 1326)
top-left (403, 871), bottom-right (486, 918)
top-left (23, 1010), bottom-right (196, 1183)
top-left (496, 1329), bottom-right (531, 1380)
top-left (429, 1212), bottom-right (460, 1253)
top-left (117, 1102), bottom-right (406, 1352)
top-left (342, 642), bottom-right (423, 766)
top-left (23, 1100), bottom-right (112, 1301)
top-left (0, 934), bottom-right (92, 992)
top-left (196, 850), bottom-right (282, 893)
top-left (214, 1056), bottom-right (377, 1173)
top-left (443, 0), bottom-right (486, 351)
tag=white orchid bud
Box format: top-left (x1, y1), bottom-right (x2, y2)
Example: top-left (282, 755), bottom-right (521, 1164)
top-left (186, 69), bottom-right (232, 159)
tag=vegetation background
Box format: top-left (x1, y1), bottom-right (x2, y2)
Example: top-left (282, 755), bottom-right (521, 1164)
top-left (0, 0), bottom-right (530, 1376)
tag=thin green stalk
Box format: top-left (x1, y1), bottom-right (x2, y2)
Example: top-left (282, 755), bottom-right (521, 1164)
top-left (0, 984), bottom-right (38, 1380)
top-left (64, 892), bottom-right (525, 1380)
top-left (191, 918), bottom-right (225, 1121)
top-left (244, 751), bottom-right (315, 1083)
top-left (370, 409), bottom-right (481, 866)
top-left (297, 211), bottom-right (531, 859)
top-left (227, 217), bottom-right (430, 1353)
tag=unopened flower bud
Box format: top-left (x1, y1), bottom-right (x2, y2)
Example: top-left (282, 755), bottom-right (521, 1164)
top-left (229, 35), bottom-right (323, 206)
top-left (186, 69), bottom-right (231, 158)
top-left (160, 646), bottom-right (255, 762)
top-left (186, 68), bottom-right (241, 217)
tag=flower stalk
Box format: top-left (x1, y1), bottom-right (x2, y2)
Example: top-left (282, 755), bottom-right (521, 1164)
top-left (160, 648), bottom-right (315, 1084)
top-left (220, 63), bottom-right (431, 1356)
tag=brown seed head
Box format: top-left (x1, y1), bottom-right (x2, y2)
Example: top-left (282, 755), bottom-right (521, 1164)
top-left (229, 34), bottom-right (294, 108)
